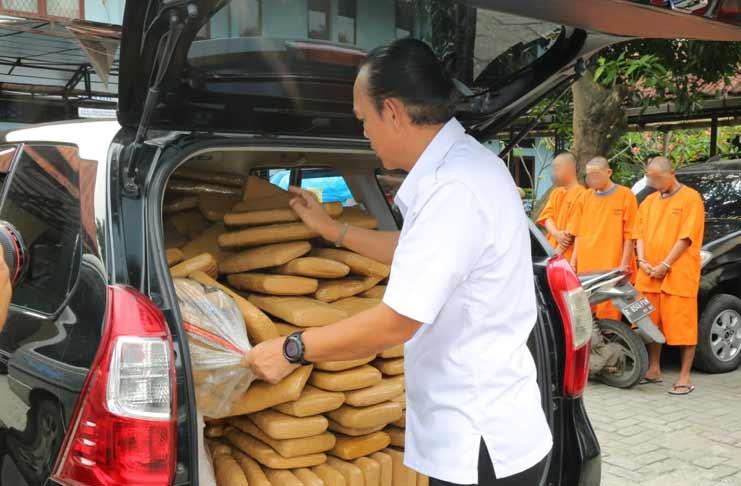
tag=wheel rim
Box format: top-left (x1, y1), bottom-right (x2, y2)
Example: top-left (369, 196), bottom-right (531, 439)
top-left (710, 309), bottom-right (741, 362)
top-left (602, 328), bottom-right (638, 377)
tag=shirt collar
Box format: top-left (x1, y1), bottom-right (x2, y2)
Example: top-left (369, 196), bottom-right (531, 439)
top-left (394, 118), bottom-right (467, 216)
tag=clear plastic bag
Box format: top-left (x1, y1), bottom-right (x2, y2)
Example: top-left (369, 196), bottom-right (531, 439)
top-left (174, 278), bottom-right (255, 418)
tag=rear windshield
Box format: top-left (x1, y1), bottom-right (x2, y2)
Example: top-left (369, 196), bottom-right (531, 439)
top-left (188, 1), bottom-right (562, 89)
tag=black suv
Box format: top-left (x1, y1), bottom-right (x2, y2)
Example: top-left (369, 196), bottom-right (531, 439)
top-left (636, 159), bottom-right (741, 373)
top-left (0, 1), bottom-right (739, 485)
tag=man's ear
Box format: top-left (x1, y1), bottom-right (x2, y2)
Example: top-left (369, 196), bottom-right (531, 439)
top-left (383, 97), bottom-right (406, 129)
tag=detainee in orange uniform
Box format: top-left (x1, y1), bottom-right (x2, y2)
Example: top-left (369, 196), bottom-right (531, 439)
top-left (536, 152), bottom-right (587, 262)
top-left (634, 156), bottom-right (705, 395)
top-left (571, 156), bottom-right (638, 321)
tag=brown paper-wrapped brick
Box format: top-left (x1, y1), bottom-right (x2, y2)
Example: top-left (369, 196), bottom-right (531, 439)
top-left (380, 344), bottom-right (404, 359)
top-left (232, 450), bottom-right (271, 486)
top-left (391, 393), bottom-right (406, 410)
top-left (170, 253), bottom-right (217, 278)
top-left (181, 223), bottom-right (236, 264)
top-left (249, 409), bottom-right (328, 440)
top-left (229, 365), bottom-right (312, 416)
top-left (372, 358), bottom-right (405, 376)
top-left (332, 297), bottom-right (381, 316)
top-left (309, 365), bottom-right (382, 392)
top-left (229, 416), bottom-right (335, 458)
top-left (225, 429), bottom-right (326, 469)
top-left (361, 285), bottom-right (386, 299)
top-left (386, 426), bottom-right (405, 448)
top-left (326, 457), bottom-right (364, 486)
top-left (328, 419), bottom-right (385, 437)
top-left (275, 257), bottom-right (351, 279)
top-left (313, 249), bottom-right (390, 278)
top-left (344, 378), bottom-right (404, 408)
top-left (198, 193), bottom-right (242, 222)
top-left (392, 416), bottom-right (406, 428)
top-left (227, 273), bottom-right (318, 296)
top-left (330, 432), bottom-right (391, 460)
top-left (164, 196), bottom-right (199, 214)
top-left (273, 385), bottom-right (345, 417)
top-left (169, 210), bottom-right (210, 238)
top-left (315, 355), bottom-right (376, 372)
top-left (264, 468), bottom-right (306, 485)
top-left (205, 424), bottom-right (226, 438)
top-left (386, 448), bottom-right (417, 485)
top-left (337, 207), bottom-right (380, 229)
top-left (206, 438), bottom-right (232, 456)
top-left (248, 295), bottom-right (348, 327)
top-left (327, 402), bottom-right (403, 430)
top-left (370, 451), bottom-right (393, 486)
top-left (385, 375), bottom-right (405, 390)
top-left (189, 271), bottom-right (279, 344)
top-left (224, 202), bottom-right (343, 227)
top-left (219, 208), bottom-right (379, 247)
top-left (175, 168), bottom-right (245, 188)
top-left (213, 453), bottom-right (248, 486)
top-left (220, 241), bottom-right (311, 274)
top-left (166, 248), bottom-right (184, 266)
top-left (315, 277), bottom-right (382, 303)
top-left (312, 463), bottom-right (347, 486)
top-left (275, 322), bottom-right (302, 336)
top-left (354, 457), bottom-right (382, 486)
top-left (293, 467), bottom-right (325, 486)
top-left (167, 179), bottom-right (242, 197)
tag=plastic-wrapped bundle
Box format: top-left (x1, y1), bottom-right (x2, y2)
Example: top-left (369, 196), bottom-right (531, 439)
top-left (175, 278), bottom-right (255, 418)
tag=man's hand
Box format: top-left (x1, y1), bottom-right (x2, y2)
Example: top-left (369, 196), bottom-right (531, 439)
top-left (554, 230), bottom-right (574, 248)
top-left (242, 337), bottom-right (299, 384)
top-left (650, 264), bottom-right (669, 280)
top-left (289, 186), bottom-right (340, 241)
top-left (0, 256), bottom-right (11, 332)
top-left (638, 261), bottom-right (654, 276)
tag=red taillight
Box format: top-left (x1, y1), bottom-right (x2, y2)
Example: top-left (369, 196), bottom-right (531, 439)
top-left (53, 285), bottom-right (177, 486)
top-left (546, 256), bottom-right (593, 398)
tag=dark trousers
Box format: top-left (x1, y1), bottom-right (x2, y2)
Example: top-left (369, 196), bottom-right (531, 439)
top-left (429, 438), bottom-right (542, 486)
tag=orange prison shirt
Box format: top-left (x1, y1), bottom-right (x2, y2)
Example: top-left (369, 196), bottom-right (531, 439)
top-left (574, 184), bottom-right (638, 321)
top-left (536, 184), bottom-right (587, 261)
top-left (574, 184), bottom-right (638, 274)
top-left (633, 185), bottom-right (705, 298)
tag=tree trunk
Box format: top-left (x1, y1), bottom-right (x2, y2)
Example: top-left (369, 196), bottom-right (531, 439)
top-left (571, 71), bottom-right (628, 178)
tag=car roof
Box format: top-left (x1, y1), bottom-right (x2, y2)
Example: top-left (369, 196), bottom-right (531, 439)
top-left (1, 120), bottom-right (121, 163)
top-left (677, 159), bottom-right (741, 173)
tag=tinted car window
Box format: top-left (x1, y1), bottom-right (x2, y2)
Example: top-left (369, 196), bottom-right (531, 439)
top-left (680, 172), bottom-right (741, 220)
top-left (0, 145), bottom-right (82, 315)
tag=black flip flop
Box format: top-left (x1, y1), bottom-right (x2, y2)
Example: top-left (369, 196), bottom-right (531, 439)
top-left (668, 384), bottom-right (695, 395)
top-left (638, 377), bottom-right (663, 385)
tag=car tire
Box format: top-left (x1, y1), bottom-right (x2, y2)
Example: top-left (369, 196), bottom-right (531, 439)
top-left (695, 293), bottom-right (741, 374)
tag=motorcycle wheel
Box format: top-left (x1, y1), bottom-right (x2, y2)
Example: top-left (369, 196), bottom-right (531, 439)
top-left (596, 319), bottom-right (649, 389)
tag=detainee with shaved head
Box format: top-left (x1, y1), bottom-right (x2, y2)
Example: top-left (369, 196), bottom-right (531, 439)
top-left (570, 156), bottom-right (638, 320)
top-left (536, 152), bottom-right (587, 261)
top-left (634, 156), bottom-right (705, 394)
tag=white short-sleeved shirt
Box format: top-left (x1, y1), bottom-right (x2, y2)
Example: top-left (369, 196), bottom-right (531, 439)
top-left (383, 118), bottom-right (553, 483)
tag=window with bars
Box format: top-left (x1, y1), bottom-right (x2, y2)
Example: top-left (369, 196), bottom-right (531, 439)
top-left (1, 0), bottom-right (83, 19)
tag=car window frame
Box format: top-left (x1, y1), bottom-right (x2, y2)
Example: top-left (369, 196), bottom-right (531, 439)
top-left (0, 142), bottom-right (85, 319)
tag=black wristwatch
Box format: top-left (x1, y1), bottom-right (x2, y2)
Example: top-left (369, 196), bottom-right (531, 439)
top-left (283, 331), bottom-right (311, 365)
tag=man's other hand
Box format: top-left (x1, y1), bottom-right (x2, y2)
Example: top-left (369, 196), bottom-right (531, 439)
top-left (288, 186), bottom-right (340, 241)
top-left (242, 337), bottom-right (299, 384)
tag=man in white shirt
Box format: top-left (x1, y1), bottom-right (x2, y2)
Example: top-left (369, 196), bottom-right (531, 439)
top-left (245, 38), bottom-right (552, 485)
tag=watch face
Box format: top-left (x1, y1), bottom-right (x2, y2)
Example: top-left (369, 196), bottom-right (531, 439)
top-left (285, 339), bottom-right (300, 360)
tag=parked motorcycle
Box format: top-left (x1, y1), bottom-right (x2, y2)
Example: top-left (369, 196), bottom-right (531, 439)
top-left (579, 269), bottom-right (665, 388)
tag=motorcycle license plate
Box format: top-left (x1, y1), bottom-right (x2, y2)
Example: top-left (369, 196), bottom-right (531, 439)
top-left (623, 298), bottom-right (655, 323)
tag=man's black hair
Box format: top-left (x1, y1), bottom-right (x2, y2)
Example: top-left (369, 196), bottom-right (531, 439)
top-left (359, 38), bottom-right (455, 125)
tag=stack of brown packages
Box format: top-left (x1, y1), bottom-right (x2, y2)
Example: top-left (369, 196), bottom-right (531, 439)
top-left (165, 169), bottom-right (426, 485)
